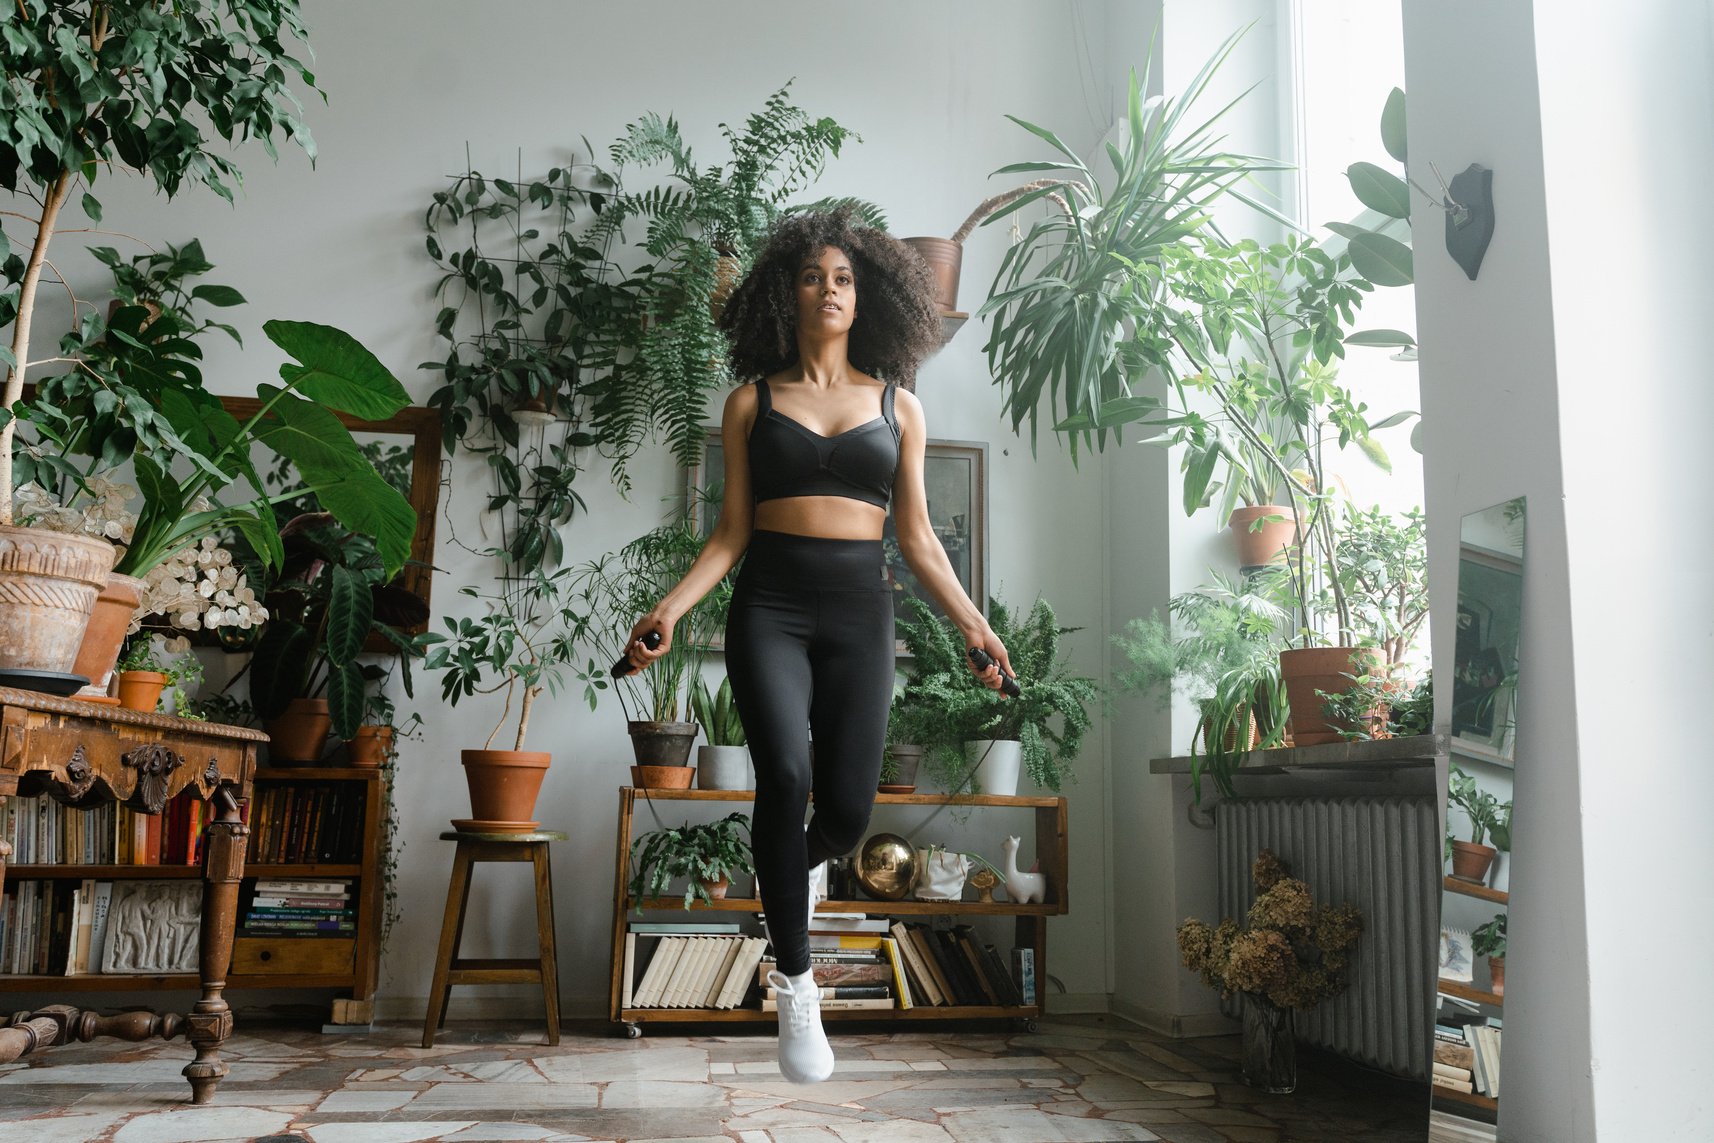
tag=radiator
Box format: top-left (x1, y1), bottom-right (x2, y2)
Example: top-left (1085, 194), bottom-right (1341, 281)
top-left (1217, 796), bottom-right (1438, 1079)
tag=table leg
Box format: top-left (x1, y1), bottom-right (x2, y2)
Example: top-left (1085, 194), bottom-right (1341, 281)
top-left (184, 786), bottom-right (247, 1104)
top-left (422, 843), bottom-right (473, 1048)
top-left (532, 843), bottom-right (561, 1046)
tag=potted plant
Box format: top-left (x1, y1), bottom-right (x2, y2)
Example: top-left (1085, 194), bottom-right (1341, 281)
top-left (248, 514), bottom-right (428, 765)
top-left (0, 3), bottom-right (319, 676)
top-left (627, 812), bottom-right (756, 911)
top-left (567, 515), bottom-right (730, 786)
top-left (424, 564), bottom-right (598, 824)
top-left (894, 594), bottom-right (1097, 797)
top-left (1113, 569), bottom-right (1293, 802)
top-left (690, 673), bottom-right (749, 791)
top-left (347, 688), bottom-right (425, 770)
top-left (1447, 763), bottom-right (1501, 883)
top-left (1472, 912), bottom-right (1507, 997)
top-left (114, 634), bottom-right (202, 715)
top-left (902, 178), bottom-right (1075, 315)
top-left (1178, 849), bottom-right (1364, 1093)
top-left (880, 686), bottom-right (939, 794)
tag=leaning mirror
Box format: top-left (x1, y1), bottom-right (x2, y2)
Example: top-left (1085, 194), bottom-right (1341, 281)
top-left (1432, 496), bottom-right (1524, 1129)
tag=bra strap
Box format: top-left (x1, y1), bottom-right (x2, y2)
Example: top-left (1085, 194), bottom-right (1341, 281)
top-left (754, 378), bottom-right (773, 415)
top-left (882, 381), bottom-right (899, 441)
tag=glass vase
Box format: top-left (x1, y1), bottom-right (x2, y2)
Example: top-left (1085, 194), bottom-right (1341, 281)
top-left (1241, 993), bottom-right (1296, 1093)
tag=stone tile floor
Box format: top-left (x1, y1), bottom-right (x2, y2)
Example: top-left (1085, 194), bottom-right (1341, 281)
top-left (0, 1013), bottom-right (1442, 1142)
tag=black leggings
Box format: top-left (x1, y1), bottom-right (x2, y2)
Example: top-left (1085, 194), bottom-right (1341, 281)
top-left (725, 529), bottom-right (894, 976)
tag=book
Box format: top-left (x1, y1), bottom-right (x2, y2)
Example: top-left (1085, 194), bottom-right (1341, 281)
top-left (1433, 1040), bottom-right (1476, 1070)
top-left (806, 932), bottom-right (887, 951)
top-left (634, 936), bottom-right (684, 1007)
top-left (254, 879), bottom-right (351, 895)
top-left (1431, 1073), bottom-right (1475, 1094)
top-left (889, 921), bottom-right (943, 1006)
top-left (664, 937), bottom-right (708, 1008)
top-left (1432, 1061), bottom-right (1473, 1083)
top-left (761, 996), bottom-right (893, 1012)
top-left (763, 984), bottom-right (892, 1000)
top-left (628, 921), bottom-right (742, 934)
top-left (977, 939), bottom-right (1024, 1007)
top-left (906, 926), bottom-right (955, 1003)
top-left (929, 929), bottom-right (980, 1005)
top-left (807, 914), bottom-right (889, 934)
top-left (714, 937), bottom-right (769, 1010)
top-left (700, 938), bottom-right (746, 1008)
top-left (1012, 946), bottom-right (1037, 1005)
top-left (756, 960), bottom-right (891, 987)
top-left (621, 932), bottom-right (638, 1010)
top-left (880, 936), bottom-right (913, 1010)
top-left (689, 937), bottom-right (732, 1009)
top-left (954, 929), bottom-right (999, 1005)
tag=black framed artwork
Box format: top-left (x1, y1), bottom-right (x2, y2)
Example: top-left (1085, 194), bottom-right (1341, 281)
top-left (686, 430), bottom-right (989, 653)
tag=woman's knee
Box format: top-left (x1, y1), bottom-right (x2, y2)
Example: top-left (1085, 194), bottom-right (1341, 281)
top-left (811, 802), bottom-right (873, 853)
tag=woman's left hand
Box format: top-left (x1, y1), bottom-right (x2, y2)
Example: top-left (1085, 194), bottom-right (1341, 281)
top-left (964, 625), bottom-right (1018, 695)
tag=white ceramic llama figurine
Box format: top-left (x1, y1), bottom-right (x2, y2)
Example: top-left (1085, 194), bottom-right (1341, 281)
top-left (1001, 835), bottom-right (1046, 904)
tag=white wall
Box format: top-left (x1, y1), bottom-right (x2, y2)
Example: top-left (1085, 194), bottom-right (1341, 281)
top-left (1401, 1), bottom-right (1594, 1138)
top-left (9, 0), bottom-right (1144, 1017)
top-left (1533, 3), bottom-right (1714, 1139)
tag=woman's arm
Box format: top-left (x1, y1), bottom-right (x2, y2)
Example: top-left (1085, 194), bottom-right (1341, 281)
top-left (890, 388), bottom-right (1016, 690)
top-left (622, 383), bottom-right (757, 672)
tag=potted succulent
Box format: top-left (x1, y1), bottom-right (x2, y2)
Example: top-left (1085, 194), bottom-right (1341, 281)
top-left (1113, 569), bottom-right (1293, 802)
top-left (567, 515), bottom-right (730, 787)
top-left (1472, 912), bottom-right (1507, 998)
top-left (690, 673), bottom-right (749, 791)
top-left (1447, 763), bottom-right (1502, 884)
top-left (1178, 849), bottom-right (1364, 1093)
top-left (895, 594), bottom-right (1097, 797)
top-left (627, 812), bottom-right (756, 911)
top-left (0, 3), bottom-right (319, 677)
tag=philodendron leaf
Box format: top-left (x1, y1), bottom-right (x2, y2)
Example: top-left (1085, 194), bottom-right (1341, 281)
top-left (264, 320), bottom-right (411, 420)
top-left (1348, 232), bottom-right (1414, 287)
top-left (327, 659), bottom-right (367, 740)
top-left (250, 619), bottom-right (313, 721)
top-left (1381, 87), bottom-right (1408, 164)
top-left (326, 564), bottom-right (374, 666)
top-left (1346, 162), bottom-right (1411, 220)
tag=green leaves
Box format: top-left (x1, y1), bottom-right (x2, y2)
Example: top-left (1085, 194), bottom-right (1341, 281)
top-left (1380, 87), bottom-right (1408, 164)
top-left (266, 320), bottom-right (410, 420)
top-left (1347, 232), bottom-right (1414, 286)
top-left (1346, 162), bottom-right (1410, 219)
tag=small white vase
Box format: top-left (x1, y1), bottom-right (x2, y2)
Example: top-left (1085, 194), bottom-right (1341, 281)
top-left (913, 848), bottom-right (970, 900)
top-left (965, 739), bottom-right (1023, 797)
top-left (697, 744), bottom-right (751, 790)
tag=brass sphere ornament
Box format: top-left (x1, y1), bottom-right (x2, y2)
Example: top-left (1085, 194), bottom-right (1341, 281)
top-left (855, 832), bottom-right (918, 900)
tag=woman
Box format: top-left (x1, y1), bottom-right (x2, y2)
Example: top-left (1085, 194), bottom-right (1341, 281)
top-left (619, 209), bottom-right (1015, 1084)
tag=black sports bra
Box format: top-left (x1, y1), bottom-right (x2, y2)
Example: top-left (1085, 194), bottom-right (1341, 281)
top-left (748, 378), bottom-right (900, 509)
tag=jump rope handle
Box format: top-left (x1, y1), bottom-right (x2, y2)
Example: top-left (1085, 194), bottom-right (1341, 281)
top-left (967, 647), bottom-right (1021, 698)
top-left (611, 630), bottom-right (663, 678)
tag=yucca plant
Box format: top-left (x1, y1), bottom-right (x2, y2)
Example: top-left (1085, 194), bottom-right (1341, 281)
top-left (895, 595), bottom-right (1098, 793)
top-left (978, 26), bottom-right (1290, 461)
top-left (690, 674), bottom-right (746, 747)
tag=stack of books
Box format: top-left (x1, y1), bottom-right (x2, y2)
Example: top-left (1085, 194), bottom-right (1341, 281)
top-left (0, 878), bottom-right (118, 974)
top-left (622, 921), bottom-right (770, 1009)
top-left (244, 879), bottom-right (355, 937)
top-left (884, 920), bottom-right (1027, 1008)
top-left (247, 785), bottom-right (366, 865)
top-left (1434, 1019), bottom-right (1502, 1099)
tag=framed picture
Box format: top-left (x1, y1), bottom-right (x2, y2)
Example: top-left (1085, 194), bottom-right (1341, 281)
top-left (686, 429), bottom-right (989, 654)
top-left (1438, 927), bottom-right (1475, 983)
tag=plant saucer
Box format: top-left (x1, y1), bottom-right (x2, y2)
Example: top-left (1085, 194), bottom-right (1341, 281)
top-left (450, 818), bottom-right (541, 834)
top-left (0, 669), bottom-right (90, 697)
top-left (877, 784), bottom-right (917, 794)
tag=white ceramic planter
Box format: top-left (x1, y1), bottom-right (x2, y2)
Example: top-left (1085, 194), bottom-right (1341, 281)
top-left (697, 744), bottom-right (752, 790)
top-left (965, 738), bottom-right (1023, 797)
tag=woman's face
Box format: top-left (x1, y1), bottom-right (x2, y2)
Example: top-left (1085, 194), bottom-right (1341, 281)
top-left (796, 245), bottom-right (856, 336)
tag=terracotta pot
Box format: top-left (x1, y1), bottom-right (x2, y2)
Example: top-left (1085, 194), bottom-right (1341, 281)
top-left (1487, 956), bottom-right (1505, 998)
top-left (1279, 647), bottom-right (1380, 747)
top-left (700, 875), bottom-right (730, 901)
top-left (116, 670), bottom-right (168, 713)
top-left (346, 725), bottom-right (395, 768)
top-left (267, 697), bottom-right (333, 763)
top-left (1229, 505), bottom-right (1298, 569)
top-left (71, 572), bottom-right (145, 690)
top-left (902, 237), bottom-right (962, 312)
top-left (631, 763), bottom-right (696, 790)
top-left (0, 524), bottom-right (117, 675)
top-left (79, 695), bottom-right (121, 706)
top-left (462, 749), bottom-right (552, 823)
top-left (1449, 840), bottom-right (1497, 883)
top-left (627, 720), bottom-right (698, 765)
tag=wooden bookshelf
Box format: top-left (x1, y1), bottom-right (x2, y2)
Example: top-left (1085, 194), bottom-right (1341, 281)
top-left (1438, 979), bottom-right (1503, 1007)
top-left (1434, 1087), bottom-right (1499, 1114)
top-left (1, 766), bottom-right (386, 1023)
top-left (609, 785), bottom-right (1067, 1036)
top-left (1444, 876), bottom-right (1509, 905)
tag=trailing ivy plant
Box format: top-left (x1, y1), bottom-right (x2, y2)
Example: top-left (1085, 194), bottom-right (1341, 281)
top-left (0, 0), bottom-right (320, 525)
top-left (894, 594), bottom-right (1098, 794)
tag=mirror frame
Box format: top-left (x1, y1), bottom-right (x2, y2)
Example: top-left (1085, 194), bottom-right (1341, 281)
top-left (219, 397), bottom-right (443, 635)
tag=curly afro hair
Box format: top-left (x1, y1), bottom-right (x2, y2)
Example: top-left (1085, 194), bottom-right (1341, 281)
top-left (718, 207), bottom-right (941, 391)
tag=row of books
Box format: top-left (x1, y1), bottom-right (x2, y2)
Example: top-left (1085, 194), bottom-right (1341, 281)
top-left (886, 920), bottom-right (1030, 1008)
top-left (0, 794), bottom-right (222, 867)
top-left (0, 879), bottom-right (200, 976)
top-left (1434, 1022), bottom-right (1502, 1098)
top-left (623, 934), bottom-right (770, 1009)
top-left (242, 879), bottom-right (355, 937)
top-left (247, 784), bottom-right (367, 866)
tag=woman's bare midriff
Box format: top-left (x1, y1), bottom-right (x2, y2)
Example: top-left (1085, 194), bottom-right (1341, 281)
top-left (753, 496), bottom-right (887, 541)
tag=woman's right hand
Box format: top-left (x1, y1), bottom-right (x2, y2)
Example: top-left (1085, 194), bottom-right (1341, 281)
top-left (620, 611), bottom-right (674, 675)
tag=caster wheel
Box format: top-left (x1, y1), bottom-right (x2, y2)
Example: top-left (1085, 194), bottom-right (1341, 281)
top-left (1021, 1018), bottom-right (1039, 1033)
top-left (623, 1022), bottom-right (642, 1039)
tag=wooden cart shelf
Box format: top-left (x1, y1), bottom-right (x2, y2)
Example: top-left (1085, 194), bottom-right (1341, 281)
top-left (1443, 875), bottom-right (1509, 905)
top-left (1438, 979), bottom-right (1503, 1007)
top-left (609, 785), bottom-right (1068, 1036)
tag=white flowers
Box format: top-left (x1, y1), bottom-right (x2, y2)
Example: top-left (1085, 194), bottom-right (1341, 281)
top-left (133, 535), bottom-right (269, 635)
top-left (12, 479), bottom-right (137, 547)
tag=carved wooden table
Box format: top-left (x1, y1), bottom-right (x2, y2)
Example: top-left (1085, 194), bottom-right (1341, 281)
top-left (0, 687), bottom-right (265, 1102)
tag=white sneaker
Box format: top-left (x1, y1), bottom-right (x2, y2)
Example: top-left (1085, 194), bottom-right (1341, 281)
top-left (808, 859), bottom-right (827, 932)
top-left (767, 967), bottom-right (834, 1083)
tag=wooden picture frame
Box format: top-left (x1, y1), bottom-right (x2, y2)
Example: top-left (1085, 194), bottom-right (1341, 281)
top-left (686, 429), bottom-right (989, 654)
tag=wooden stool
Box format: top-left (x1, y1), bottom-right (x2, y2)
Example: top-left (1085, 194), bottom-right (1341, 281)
top-left (422, 829), bottom-right (567, 1048)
